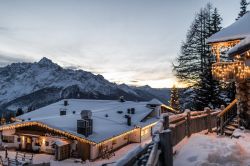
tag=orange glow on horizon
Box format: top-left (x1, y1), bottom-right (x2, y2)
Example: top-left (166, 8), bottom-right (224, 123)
top-left (126, 78), bottom-right (188, 88)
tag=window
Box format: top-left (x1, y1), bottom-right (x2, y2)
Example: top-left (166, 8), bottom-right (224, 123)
top-left (17, 137), bottom-right (21, 142)
top-left (35, 139), bottom-right (40, 146)
top-left (45, 141), bottom-right (49, 146)
top-left (27, 137), bottom-right (32, 144)
top-left (141, 128), bottom-right (149, 137)
top-left (2, 136), bottom-right (14, 143)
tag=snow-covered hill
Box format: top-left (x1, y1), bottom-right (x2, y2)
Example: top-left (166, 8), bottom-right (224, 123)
top-left (0, 57), bottom-right (170, 112)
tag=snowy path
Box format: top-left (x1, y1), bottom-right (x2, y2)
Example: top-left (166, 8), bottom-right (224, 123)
top-left (174, 130), bottom-right (250, 166)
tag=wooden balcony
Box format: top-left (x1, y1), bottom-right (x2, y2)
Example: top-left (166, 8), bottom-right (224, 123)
top-left (212, 61), bottom-right (248, 82)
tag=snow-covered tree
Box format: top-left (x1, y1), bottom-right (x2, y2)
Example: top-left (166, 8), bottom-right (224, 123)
top-left (236, 0), bottom-right (249, 20)
top-left (174, 3), bottom-right (225, 110)
top-left (169, 85), bottom-right (180, 112)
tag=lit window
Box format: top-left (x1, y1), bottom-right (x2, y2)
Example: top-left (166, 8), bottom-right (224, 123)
top-left (2, 136), bottom-right (14, 143)
top-left (141, 129), bottom-right (149, 136)
top-left (45, 141), bottom-right (49, 146)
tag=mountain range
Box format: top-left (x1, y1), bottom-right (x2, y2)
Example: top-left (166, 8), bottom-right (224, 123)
top-left (0, 57), bottom-right (170, 113)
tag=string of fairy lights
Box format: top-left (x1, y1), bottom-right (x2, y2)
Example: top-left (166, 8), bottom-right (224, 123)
top-left (211, 40), bottom-right (250, 82)
top-left (0, 120), bottom-right (157, 147)
top-left (211, 40), bottom-right (240, 62)
top-left (212, 61), bottom-right (248, 81)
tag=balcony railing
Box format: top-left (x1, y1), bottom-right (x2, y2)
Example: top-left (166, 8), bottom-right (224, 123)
top-left (212, 61), bottom-right (250, 82)
top-left (217, 99), bottom-right (237, 135)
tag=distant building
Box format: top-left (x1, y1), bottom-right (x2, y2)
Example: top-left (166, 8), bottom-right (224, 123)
top-left (0, 99), bottom-right (174, 161)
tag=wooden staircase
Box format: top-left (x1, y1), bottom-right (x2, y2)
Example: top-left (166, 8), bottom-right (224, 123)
top-left (223, 118), bottom-right (238, 136)
top-left (217, 99), bottom-right (238, 136)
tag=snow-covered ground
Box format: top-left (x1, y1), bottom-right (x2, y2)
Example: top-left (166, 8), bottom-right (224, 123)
top-left (174, 129), bottom-right (250, 166)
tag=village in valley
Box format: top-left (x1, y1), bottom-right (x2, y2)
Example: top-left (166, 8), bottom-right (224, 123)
top-left (0, 0), bottom-right (250, 166)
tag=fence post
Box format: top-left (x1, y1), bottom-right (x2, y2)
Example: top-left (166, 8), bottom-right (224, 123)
top-left (186, 111), bottom-right (191, 137)
top-left (163, 115), bottom-right (169, 130)
top-left (159, 129), bottom-right (173, 166)
top-left (219, 105), bottom-right (225, 135)
top-left (220, 105), bottom-right (225, 110)
top-left (205, 107), bottom-right (212, 133)
top-left (220, 116), bottom-right (224, 135)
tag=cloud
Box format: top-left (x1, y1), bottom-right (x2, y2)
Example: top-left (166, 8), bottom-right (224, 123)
top-left (0, 26), bottom-right (8, 31)
top-left (0, 52), bottom-right (32, 67)
top-left (0, 0), bottom-right (177, 87)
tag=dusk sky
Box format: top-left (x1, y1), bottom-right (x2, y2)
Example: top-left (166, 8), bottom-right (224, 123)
top-left (0, 0), bottom-right (241, 88)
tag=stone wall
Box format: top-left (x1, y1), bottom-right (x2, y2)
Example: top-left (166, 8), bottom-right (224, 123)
top-left (236, 80), bottom-right (250, 128)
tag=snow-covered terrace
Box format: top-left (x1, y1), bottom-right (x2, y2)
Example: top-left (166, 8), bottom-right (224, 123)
top-left (15, 99), bottom-right (159, 144)
top-left (174, 129), bottom-right (250, 166)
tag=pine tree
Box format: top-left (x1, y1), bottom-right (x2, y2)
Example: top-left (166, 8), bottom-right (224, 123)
top-left (9, 111), bottom-right (16, 123)
top-left (211, 8), bottom-right (222, 33)
top-left (16, 108), bottom-right (24, 116)
top-left (1, 113), bottom-right (6, 125)
top-left (236, 0), bottom-right (249, 20)
top-left (169, 85), bottom-right (180, 112)
top-left (174, 3), bottom-right (224, 110)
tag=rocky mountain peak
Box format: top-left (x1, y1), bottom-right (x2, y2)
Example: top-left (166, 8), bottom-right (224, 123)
top-left (37, 57), bottom-right (56, 66)
top-left (0, 58), bottom-right (170, 112)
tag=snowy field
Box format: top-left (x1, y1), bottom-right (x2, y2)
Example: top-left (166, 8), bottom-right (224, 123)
top-left (174, 129), bottom-right (250, 166)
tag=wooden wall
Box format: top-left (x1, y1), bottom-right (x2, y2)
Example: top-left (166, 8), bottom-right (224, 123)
top-left (77, 141), bottom-right (90, 160)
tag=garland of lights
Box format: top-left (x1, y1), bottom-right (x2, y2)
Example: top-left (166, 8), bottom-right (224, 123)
top-left (211, 40), bottom-right (240, 62)
top-left (0, 121), bottom-right (158, 147)
top-left (212, 61), bottom-right (250, 82)
top-left (210, 40), bottom-right (250, 82)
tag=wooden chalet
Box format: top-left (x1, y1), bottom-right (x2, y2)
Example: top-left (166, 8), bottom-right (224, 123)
top-left (0, 99), bottom-right (176, 161)
top-left (207, 12), bottom-right (250, 130)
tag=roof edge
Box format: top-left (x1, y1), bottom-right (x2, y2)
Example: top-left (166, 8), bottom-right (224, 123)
top-left (0, 121), bottom-right (97, 145)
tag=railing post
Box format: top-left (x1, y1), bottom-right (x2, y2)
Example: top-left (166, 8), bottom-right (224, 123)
top-left (220, 116), bottom-right (224, 135)
top-left (205, 107), bottom-right (212, 133)
top-left (163, 115), bottom-right (169, 130)
top-left (220, 105), bottom-right (225, 110)
top-left (216, 117), bottom-right (220, 135)
top-left (186, 111), bottom-right (191, 137)
top-left (236, 100), bottom-right (240, 128)
top-left (159, 130), bottom-right (173, 166)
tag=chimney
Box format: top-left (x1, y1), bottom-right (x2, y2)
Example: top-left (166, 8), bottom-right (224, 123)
top-left (60, 108), bottom-right (67, 116)
top-left (81, 110), bottom-right (92, 119)
top-left (77, 110), bottom-right (93, 137)
top-left (126, 115), bottom-right (131, 126)
top-left (119, 96), bottom-right (125, 102)
top-left (131, 108), bottom-right (135, 114)
top-left (64, 100), bottom-right (68, 106)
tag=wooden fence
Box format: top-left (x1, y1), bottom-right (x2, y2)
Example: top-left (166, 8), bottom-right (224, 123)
top-left (170, 108), bottom-right (219, 146)
top-left (121, 108), bottom-right (220, 166)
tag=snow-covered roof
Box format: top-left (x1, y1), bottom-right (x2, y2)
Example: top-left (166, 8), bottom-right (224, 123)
top-left (228, 36), bottom-right (250, 56)
top-left (147, 98), bottom-right (162, 106)
top-left (17, 99), bottom-right (158, 143)
top-left (207, 12), bottom-right (250, 43)
top-left (52, 140), bottom-right (70, 147)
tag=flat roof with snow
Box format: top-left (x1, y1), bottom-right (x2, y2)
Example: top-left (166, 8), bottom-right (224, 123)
top-left (15, 99), bottom-right (160, 143)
